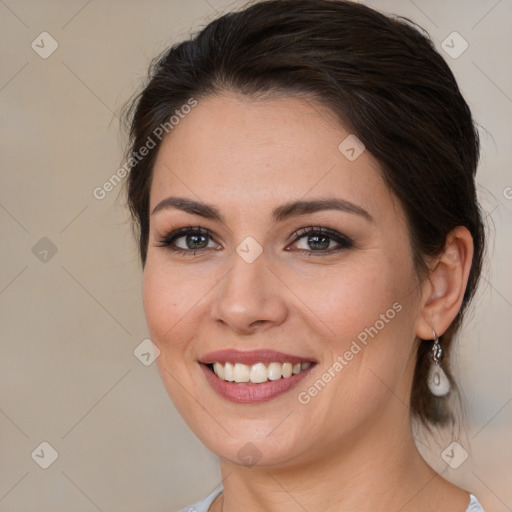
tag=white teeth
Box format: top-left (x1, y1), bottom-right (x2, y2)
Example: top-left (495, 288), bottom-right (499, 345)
top-left (282, 362), bottom-right (292, 378)
top-left (250, 363), bottom-right (268, 383)
top-left (211, 361), bottom-right (313, 383)
top-left (267, 362), bottom-right (282, 381)
top-left (233, 363), bottom-right (250, 383)
top-left (224, 362), bottom-right (234, 381)
top-left (213, 362), bottom-right (224, 380)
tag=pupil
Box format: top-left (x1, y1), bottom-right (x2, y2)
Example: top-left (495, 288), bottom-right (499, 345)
top-left (187, 234), bottom-right (208, 249)
top-left (308, 235), bottom-right (329, 250)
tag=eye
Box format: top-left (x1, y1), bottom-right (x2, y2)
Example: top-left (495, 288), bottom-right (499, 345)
top-left (288, 226), bottom-right (353, 254)
top-left (156, 225), bottom-right (353, 257)
top-left (156, 226), bottom-right (220, 255)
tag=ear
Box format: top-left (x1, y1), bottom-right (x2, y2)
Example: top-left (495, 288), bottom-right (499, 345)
top-left (416, 226), bottom-right (474, 340)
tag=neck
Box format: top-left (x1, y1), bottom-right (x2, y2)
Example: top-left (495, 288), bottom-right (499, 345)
top-left (214, 412), bottom-right (449, 512)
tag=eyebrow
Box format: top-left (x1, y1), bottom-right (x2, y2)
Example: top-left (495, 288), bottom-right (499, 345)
top-left (151, 196), bottom-right (373, 223)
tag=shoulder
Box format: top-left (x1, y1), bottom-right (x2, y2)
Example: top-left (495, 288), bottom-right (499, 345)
top-left (465, 494), bottom-right (485, 512)
top-left (176, 487), bottom-right (223, 512)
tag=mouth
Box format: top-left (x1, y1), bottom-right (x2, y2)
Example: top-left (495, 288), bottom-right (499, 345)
top-left (199, 349), bottom-right (317, 403)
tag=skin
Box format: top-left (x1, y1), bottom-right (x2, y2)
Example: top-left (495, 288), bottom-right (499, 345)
top-left (142, 92), bottom-right (474, 511)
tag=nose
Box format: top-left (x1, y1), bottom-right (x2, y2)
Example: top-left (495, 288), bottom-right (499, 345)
top-left (210, 250), bottom-right (288, 335)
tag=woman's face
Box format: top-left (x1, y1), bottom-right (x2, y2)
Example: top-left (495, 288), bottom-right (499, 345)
top-left (143, 92), bottom-right (424, 468)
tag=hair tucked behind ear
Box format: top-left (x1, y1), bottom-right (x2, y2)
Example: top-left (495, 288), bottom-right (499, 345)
top-left (122, 0), bottom-right (485, 427)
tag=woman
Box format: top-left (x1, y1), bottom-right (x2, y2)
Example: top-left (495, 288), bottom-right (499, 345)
top-left (123, 1), bottom-right (486, 510)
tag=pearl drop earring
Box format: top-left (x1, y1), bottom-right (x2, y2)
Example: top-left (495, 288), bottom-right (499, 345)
top-left (427, 329), bottom-right (450, 397)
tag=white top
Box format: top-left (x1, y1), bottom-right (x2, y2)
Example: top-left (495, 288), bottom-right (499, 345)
top-left (178, 487), bottom-right (484, 511)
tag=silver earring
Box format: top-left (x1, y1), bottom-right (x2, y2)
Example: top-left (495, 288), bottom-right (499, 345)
top-left (427, 329), bottom-right (450, 397)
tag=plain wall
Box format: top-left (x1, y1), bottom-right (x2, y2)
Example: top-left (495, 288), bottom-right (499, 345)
top-left (1, 0), bottom-right (511, 510)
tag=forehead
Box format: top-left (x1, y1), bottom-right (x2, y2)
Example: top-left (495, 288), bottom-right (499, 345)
top-left (149, 92), bottom-right (391, 217)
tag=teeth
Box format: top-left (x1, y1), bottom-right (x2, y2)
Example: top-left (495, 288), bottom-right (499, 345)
top-left (250, 363), bottom-right (268, 383)
top-left (213, 362), bottom-right (224, 380)
top-left (282, 362), bottom-right (292, 378)
top-left (268, 362), bottom-right (282, 381)
top-left (211, 361), bottom-right (313, 383)
top-left (233, 363), bottom-right (250, 383)
top-left (224, 362), bottom-right (234, 382)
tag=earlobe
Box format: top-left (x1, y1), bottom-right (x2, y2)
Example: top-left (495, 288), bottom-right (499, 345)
top-left (416, 226), bottom-right (474, 340)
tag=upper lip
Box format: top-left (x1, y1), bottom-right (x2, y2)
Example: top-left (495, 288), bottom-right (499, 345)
top-left (200, 349), bottom-right (316, 366)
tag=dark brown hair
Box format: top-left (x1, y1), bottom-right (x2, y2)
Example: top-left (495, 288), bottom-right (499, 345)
top-left (123, 0), bottom-right (485, 426)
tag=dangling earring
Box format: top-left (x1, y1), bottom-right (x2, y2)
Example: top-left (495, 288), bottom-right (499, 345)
top-left (427, 329), bottom-right (450, 397)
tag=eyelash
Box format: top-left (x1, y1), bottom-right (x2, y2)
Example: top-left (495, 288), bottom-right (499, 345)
top-left (156, 225), bottom-right (354, 257)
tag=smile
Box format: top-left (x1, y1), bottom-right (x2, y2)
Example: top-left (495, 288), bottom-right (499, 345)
top-left (199, 349), bottom-right (317, 403)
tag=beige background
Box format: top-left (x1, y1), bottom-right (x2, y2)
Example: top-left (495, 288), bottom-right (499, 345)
top-left (0, 0), bottom-right (511, 510)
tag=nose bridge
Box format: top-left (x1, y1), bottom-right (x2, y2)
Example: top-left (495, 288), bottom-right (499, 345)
top-left (211, 245), bottom-right (287, 331)
top-left (226, 248), bottom-right (266, 298)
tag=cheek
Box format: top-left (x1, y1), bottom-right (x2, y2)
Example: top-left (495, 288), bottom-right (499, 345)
top-left (290, 262), bottom-right (417, 434)
top-left (288, 256), bottom-right (407, 344)
top-left (142, 255), bottom-right (224, 365)
top-left (141, 261), bottom-right (204, 411)
top-left (290, 251), bottom-right (418, 397)
top-left (142, 260), bottom-right (196, 355)
top-left (142, 265), bottom-right (171, 342)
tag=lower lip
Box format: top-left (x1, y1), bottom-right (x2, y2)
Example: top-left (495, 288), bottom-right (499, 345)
top-left (200, 363), bottom-right (314, 404)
